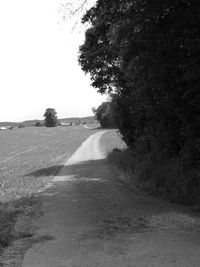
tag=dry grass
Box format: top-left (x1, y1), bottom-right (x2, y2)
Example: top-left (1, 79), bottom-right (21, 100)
top-left (0, 196), bottom-right (38, 254)
top-left (0, 205), bottom-right (19, 250)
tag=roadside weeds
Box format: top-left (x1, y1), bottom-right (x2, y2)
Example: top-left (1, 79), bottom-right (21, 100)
top-left (0, 196), bottom-right (39, 262)
top-left (107, 148), bottom-right (200, 211)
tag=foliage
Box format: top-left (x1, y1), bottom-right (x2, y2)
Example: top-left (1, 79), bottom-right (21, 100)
top-left (79, 0), bottom-right (200, 151)
top-left (43, 108), bottom-right (59, 127)
top-left (93, 102), bottom-right (116, 128)
top-left (0, 206), bottom-right (19, 250)
top-left (108, 148), bottom-right (200, 205)
top-left (79, 0), bottom-right (200, 204)
top-left (35, 121), bottom-right (44, 127)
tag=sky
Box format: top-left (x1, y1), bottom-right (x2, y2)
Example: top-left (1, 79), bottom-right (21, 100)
top-left (0, 0), bottom-right (106, 122)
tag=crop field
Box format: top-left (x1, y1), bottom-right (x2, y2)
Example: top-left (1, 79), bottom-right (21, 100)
top-left (0, 125), bottom-right (100, 202)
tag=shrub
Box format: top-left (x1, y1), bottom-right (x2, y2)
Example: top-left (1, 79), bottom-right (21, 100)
top-left (35, 121), bottom-right (43, 127)
top-left (0, 206), bottom-right (19, 250)
top-left (108, 148), bottom-right (200, 205)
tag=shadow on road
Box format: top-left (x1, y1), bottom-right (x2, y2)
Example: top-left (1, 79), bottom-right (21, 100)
top-left (24, 159), bottom-right (109, 184)
top-left (10, 157), bottom-right (200, 266)
top-left (24, 159), bottom-right (200, 226)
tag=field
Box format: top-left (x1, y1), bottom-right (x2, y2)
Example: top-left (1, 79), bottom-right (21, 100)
top-left (0, 116), bottom-right (96, 128)
top-left (0, 125), bottom-right (100, 203)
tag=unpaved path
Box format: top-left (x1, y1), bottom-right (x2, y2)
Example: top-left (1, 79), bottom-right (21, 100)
top-left (21, 130), bottom-right (200, 266)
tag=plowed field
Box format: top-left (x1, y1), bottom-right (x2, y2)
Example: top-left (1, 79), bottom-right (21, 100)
top-left (0, 126), bottom-right (99, 202)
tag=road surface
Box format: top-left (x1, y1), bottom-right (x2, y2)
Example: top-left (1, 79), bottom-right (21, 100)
top-left (21, 130), bottom-right (200, 266)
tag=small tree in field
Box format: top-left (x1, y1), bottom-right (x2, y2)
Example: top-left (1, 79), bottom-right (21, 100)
top-left (43, 108), bottom-right (58, 127)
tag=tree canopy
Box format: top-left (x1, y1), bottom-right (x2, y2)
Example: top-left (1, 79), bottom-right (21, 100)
top-left (79, 0), bottom-right (200, 155)
top-left (78, 0), bottom-right (200, 204)
top-left (43, 108), bottom-right (59, 127)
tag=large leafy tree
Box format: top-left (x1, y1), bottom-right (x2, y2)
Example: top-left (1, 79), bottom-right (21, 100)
top-left (79, 0), bottom-right (200, 159)
top-left (43, 108), bottom-right (59, 127)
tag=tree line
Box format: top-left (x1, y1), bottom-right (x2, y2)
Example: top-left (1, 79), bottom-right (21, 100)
top-left (79, 0), bottom-right (200, 204)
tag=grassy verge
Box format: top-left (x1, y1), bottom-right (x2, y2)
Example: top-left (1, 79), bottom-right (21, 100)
top-left (0, 205), bottom-right (19, 251)
top-left (0, 196), bottom-right (38, 258)
top-left (108, 148), bottom-right (200, 207)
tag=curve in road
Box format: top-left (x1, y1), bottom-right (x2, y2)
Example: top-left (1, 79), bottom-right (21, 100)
top-left (20, 130), bottom-right (200, 267)
top-left (65, 130), bottom-right (110, 165)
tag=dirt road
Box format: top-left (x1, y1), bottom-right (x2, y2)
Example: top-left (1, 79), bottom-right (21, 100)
top-left (22, 130), bottom-right (200, 266)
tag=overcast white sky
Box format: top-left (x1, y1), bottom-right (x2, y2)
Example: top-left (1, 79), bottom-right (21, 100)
top-left (0, 0), bottom-right (106, 122)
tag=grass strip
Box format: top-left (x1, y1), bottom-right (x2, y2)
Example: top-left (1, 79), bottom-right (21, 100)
top-left (0, 204), bottom-right (20, 252)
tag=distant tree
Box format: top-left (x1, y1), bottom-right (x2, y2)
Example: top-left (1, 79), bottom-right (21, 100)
top-left (35, 121), bottom-right (44, 127)
top-left (93, 102), bottom-right (116, 128)
top-left (43, 108), bottom-right (59, 127)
